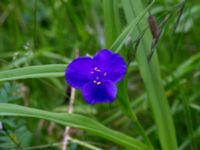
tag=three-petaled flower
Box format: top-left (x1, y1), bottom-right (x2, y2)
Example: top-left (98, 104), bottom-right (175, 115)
top-left (65, 49), bottom-right (126, 104)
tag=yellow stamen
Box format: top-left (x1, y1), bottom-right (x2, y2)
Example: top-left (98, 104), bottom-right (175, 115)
top-left (97, 81), bottom-right (101, 85)
top-left (94, 67), bottom-right (101, 72)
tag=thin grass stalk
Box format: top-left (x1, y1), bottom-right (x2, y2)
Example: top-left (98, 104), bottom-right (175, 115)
top-left (180, 86), bottom-right (196, 150)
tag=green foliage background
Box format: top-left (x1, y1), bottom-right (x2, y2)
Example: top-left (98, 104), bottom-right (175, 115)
top-left (0, 0), bottom-right (200, 149)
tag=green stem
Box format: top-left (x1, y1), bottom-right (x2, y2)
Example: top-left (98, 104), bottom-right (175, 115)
top-left (130, 112), bottom-right (154, 150)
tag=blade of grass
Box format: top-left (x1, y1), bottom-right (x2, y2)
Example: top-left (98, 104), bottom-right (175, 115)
top-left (22, 137), bottom-right (103, 150)
top-left (103, 0), bottom-right (122, 47)
top-left (0, 103), bottom-right (148, 150)
top-left (0, 64), bottom-right (66, 81)
top-left (109, 0), bottom-right (154, 53)
top-left (180, 86), bottom-right (196, 150)
top-left (122, 0), bottom-right (178, 150)
top-left (104, 1), bottom-right (155, 149)
top-left (179, 126), bottom-right (200, 150)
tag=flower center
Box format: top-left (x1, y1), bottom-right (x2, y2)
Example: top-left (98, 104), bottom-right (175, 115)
top-left (91, 67), bottom-right (107, 85)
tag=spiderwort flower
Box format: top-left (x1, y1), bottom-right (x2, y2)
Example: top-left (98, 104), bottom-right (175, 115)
top-left (65, 49), bottom-right (126, 104)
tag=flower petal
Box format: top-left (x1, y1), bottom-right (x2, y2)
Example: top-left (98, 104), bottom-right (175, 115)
top-left (65, 56), bottom-right (94, 89)
top-left (82, 80), bottom-right (117, 104)
top-left (93, 49), bottom-right (126, 83)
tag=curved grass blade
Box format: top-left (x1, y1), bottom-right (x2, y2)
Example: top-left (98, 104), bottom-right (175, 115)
top-left (0, 103), bottom-right (148, 150)
top-left (0, 64), bottom-right (66, 82)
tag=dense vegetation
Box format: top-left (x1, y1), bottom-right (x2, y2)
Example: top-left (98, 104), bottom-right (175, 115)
top-left (0, 0), bottom-right (199, 149)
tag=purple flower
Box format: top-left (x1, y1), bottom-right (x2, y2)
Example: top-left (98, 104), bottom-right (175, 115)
top-left (65, 49), bottom-right (126, 105)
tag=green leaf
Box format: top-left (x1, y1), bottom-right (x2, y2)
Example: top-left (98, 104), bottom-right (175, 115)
top-left (0, 64), bottom-right (66, 82)
top-left (0, 103), bottom-right (148, 150)
top-left (104, 1), bottom-right (154, 149)
top-left (122, 0), bottom-right (178, 150)
top-left (103, 0), bottom-right (122, 47)
top-left (110, 0), bottom-right (154, 53)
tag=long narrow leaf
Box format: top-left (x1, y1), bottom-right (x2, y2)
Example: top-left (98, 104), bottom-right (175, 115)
top-left (122, 0), bottom-right (178, 150)
top-left (0, 103), bottom-right (148, 150)
top-left (0, 64), bottom-right (66, 81)
top-left (103, 0), bottom-right (122, 47)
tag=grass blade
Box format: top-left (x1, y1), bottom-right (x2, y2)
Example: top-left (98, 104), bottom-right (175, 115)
top-left (122, 0), bottom-right (178, 150)
top-left (110, 0), bottom-right (154, 53)
top-left (0, 103), bottom-right (148, 150)
top-left (104, 1), bottom-right (155, 149)
top-left (103, 0), bottom-right (122, 47)
top-left (0, 64), bottom-right (66, 81)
